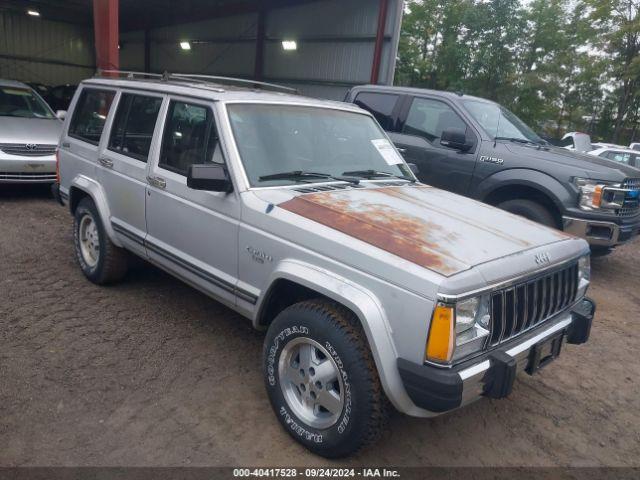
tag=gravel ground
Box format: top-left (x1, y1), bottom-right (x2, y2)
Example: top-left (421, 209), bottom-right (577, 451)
top-left (1, 184), bottom-right (639, 467)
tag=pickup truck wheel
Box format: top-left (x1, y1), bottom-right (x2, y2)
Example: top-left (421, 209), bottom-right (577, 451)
top-left (263, 299), bottom-right (387, 458)
top-left (498, 199), bottom-right (557, 228)
top-left (73, 197), bottom-right (128, 285)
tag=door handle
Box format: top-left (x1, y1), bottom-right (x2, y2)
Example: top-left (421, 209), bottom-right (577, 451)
top-left (98, 157), bottom-right (114, 168)
top-left (147, 175), bottom-right (166, 189)
top-left (397, 147), bottom-right (407, 154)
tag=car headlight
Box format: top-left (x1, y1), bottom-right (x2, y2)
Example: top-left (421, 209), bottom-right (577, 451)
top-left (577, 254), bottom-right (590, 298)
top-left (425, 295), bottom-right (491, 364)
top-left (574, 177), bottom-right (623, 211)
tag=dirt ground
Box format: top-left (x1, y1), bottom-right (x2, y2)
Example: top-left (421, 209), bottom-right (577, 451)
top-left (1, 184), bottom-right (639, 467)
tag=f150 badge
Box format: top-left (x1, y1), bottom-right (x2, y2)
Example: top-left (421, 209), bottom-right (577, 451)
top-left (535, 252), bottom-right (551, 265)
top-left (480, 155), bottom-right (504, 165)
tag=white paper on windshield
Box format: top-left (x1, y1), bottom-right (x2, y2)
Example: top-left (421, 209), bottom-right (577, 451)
top-left (372, 139), bottom-right (403, 165)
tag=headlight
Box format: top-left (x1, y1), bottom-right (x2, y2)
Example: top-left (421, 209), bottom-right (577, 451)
top-left (577, 255), bottom-right (590, 298)
top-left (453, 295), bottom-right (490, 361)
top-left (574, 178), bottom-right (623, 211)
top-left (425, 296), bottom-right (491, 364)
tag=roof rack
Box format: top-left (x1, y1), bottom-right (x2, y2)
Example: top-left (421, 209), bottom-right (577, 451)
top-left (96, 69), bottom-right (298, 94)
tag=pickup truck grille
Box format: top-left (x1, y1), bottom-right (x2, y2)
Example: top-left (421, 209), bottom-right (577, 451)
top-left (0, 143), bottom-right (56, 157)
top-left (489, 263), bottom-right (579, 346)
top-left (617, 178), bottom-right (640, 217)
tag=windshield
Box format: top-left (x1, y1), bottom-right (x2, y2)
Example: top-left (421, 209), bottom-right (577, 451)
top-left (0, 87), bottom-right (55, 119)
top-left (227, 104), bottom-right (413, 187)
top-left (462, 99), bottom-right (542, 143)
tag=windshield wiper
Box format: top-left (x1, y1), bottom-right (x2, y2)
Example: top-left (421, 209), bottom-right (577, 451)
top-left (493, 136), bottom-right (537, 145)
top-left (342, 169), bottom-right (415, 182)
top-left (259, 170), bottom-right (359, 184)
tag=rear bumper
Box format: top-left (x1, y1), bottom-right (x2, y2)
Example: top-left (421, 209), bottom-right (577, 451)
top-left (397, 297), bottom-right (595, 414)
top-left (563, 216), bottom-right (640, 247)
top-left (51, 183), bottom-right (68, 206)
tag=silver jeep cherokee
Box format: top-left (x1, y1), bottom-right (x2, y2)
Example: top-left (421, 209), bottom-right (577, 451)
top-left (54, 72), bottom-right (595, 458)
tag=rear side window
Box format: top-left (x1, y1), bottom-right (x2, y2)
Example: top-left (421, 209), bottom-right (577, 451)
top-left (353, 92), bottom-right (399, 130)
top-left (109, 93), bottom-right (163, 162)
top-left (403, 97), bottom-right (468, 143)
top-left (158, 101), bottom-right (221, 176)
top-left (68, 89), bottom-right (115, 145)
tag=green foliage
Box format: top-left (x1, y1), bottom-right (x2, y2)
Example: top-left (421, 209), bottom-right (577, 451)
top-left (396, 0), bottom-right (640, 144)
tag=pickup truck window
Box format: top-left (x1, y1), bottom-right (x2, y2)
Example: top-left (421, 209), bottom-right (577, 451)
top-left (108, 93), bottom-right (162, 162)
top-left (68, 89), bottom-right (115, 145)
top-left (403, 97), bottom-right (467, 143)
top-left (158, 101), bottom-right (220, 175)
top-left (227, 104), bottom-right (411, 187)
top-left (353, 92), bottom-right (399, 130)
top-left (462, 99), bottom-right (542, 144)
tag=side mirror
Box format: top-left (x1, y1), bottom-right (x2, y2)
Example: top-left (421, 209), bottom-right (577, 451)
top-left (187, 164), bottom-right (233, 192)
top-left (407, 163), bottom-right (419, 175)
top-left (56, 110), bottom-right (67, 120)
top-left (440, 127), bottom-right (471, 151)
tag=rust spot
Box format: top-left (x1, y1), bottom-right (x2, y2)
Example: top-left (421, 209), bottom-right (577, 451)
top-left (379, 186), bottom-right (535, 247)
top-left (279, 189), bottom-right (462, 275)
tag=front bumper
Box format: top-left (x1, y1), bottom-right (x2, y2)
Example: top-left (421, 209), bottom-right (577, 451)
top-left (397, 297), bottom-right (595, 414)
top-left (563, 216), bottom-right (640, 247)
top-left (0, 156), bottom-right (56, 183)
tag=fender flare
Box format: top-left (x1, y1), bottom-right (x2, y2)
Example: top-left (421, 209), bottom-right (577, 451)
top-left (474, 169), bottom-right (572, 213)
top-left (255, 259), bottom-right (432, 416)
top-left (68, 174), bottom-right (122, 247)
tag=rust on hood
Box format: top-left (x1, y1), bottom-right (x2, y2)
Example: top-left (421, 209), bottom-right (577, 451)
top-left (278, 187), bottom-right (463, 275)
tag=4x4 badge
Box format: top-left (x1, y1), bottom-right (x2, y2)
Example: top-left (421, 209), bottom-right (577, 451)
top-left (246, 246), bottom-right (273, 264)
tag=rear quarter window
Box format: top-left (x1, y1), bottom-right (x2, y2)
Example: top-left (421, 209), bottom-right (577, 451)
top-left (68, 88), bottom-right (115, 145)
top-left (353, 92), bottom-right (399, 131)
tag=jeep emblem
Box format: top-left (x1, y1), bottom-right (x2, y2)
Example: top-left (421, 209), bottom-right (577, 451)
top-left (535, 252), bottom-right (551, 265)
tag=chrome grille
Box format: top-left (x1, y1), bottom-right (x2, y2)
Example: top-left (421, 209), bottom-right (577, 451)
top-left (616, 178), bottom-right (640, 218)
top-left (0, 143), bottom-right (56, 157)
top-left (623, 178), bottom-right (640, 189)
top-left (489, 263), bottom-right (579, 346)
top-left (0, 171), bottom-right (56, 181)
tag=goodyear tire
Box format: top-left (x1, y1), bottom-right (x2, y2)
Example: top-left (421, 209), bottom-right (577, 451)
top-left (73, 197), bottom-right (129, 285)
top-left (498, 199), bottom-right (558, 228)
top-left (263, 299), bottom-right (387, 458)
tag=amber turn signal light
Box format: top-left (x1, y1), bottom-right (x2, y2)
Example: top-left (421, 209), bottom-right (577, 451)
top-left (592, 185), bottom-right (604, 207)
top-left (426, 305), bottom-right (455, 363)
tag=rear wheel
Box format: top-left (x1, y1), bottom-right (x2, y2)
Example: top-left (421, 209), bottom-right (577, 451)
top-left (498, 198), bottom-right (558, 228)
top-left (263, 299), bottom-right (387, 458)
top-left (73, 197), bottom-right (129, 284)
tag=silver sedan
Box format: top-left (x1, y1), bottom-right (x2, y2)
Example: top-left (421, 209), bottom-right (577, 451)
top-left (0, 79), bottom-right (64, 183)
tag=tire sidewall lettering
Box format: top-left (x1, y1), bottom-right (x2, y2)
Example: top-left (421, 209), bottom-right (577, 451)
top-left (267, 323), bottom-right (353, 442)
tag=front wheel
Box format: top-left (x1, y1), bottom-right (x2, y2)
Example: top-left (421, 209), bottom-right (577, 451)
top-left (263, 299), bottom-right (387, 458)
top-left (498, 198), bottom-right (558, 229)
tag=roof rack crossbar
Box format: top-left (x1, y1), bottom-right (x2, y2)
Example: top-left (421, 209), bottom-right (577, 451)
top-left (171, 74), bottom-right (298, 94)
top-left (95, 69), bottom-right (298, 94)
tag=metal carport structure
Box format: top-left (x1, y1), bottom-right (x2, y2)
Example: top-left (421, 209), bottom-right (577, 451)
top-left (0, 0), bottom-right (404, 100)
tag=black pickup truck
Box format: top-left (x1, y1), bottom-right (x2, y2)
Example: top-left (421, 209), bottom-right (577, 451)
top-left (345, 85), bottom-right (640, 254)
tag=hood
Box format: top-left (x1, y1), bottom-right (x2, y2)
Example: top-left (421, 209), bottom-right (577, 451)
top-left (505, 143), bottom-right (640, 179)
top-left (0, 117), bottom-right (63, 145)
top-left (277, 185), bottom-right (570, 277)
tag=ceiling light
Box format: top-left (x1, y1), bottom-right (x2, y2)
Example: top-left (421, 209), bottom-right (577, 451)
top-left (27, 9), bottom-right (40, 16)
top-left (180, 41), bottom-right (191, 51)
top-left (282, 40), bottom-right (297, 51)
